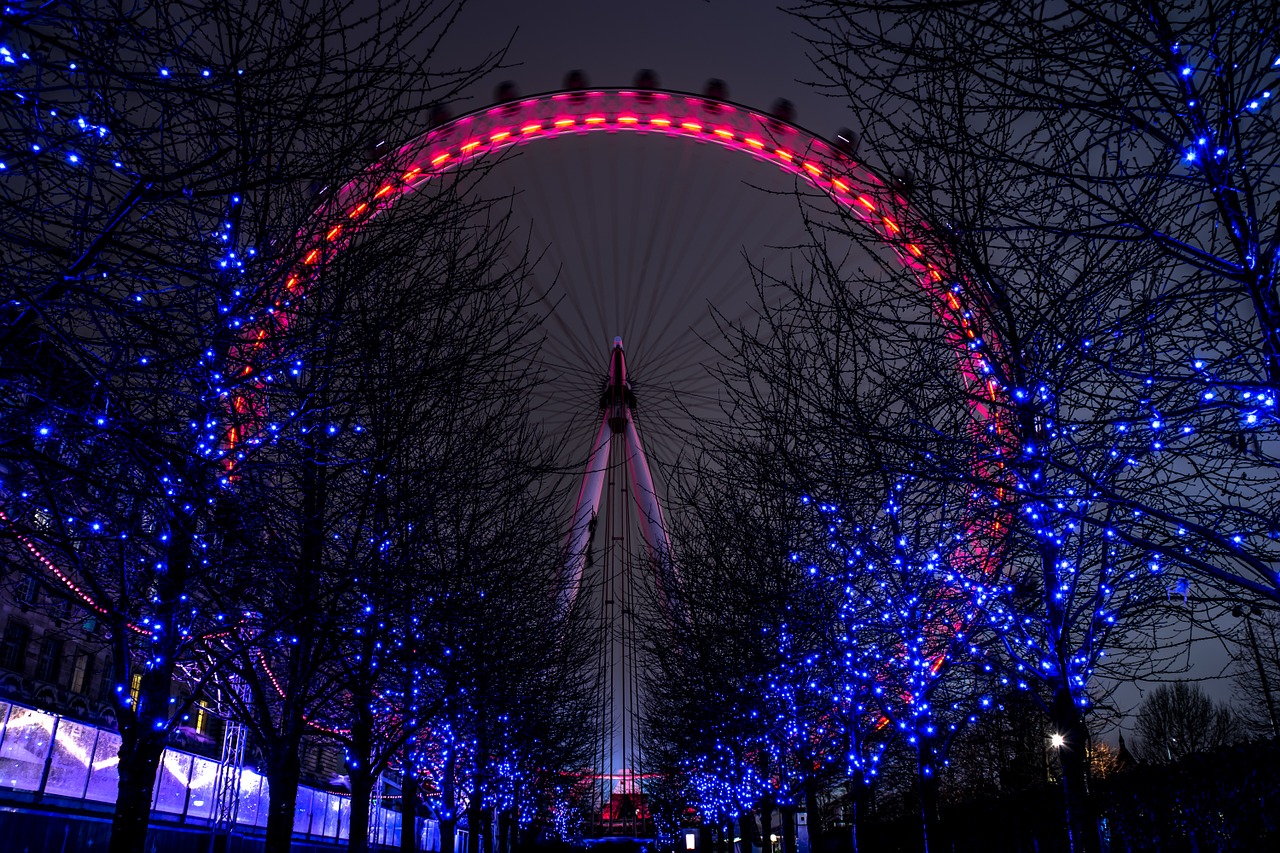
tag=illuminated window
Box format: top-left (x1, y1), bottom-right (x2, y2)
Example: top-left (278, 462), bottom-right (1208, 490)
top-left (194, 700), bottom-right (212, 736)
top-left (130, 673), bottom-right (142, 701)
top-left (16, 576), bottom-right (39, 605)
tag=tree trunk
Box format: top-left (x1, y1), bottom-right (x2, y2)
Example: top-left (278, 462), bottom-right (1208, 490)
top-left (848, 771), bottom-right (868, 853)
top-left (264, 745), bottom-right (304, 853)
top-left (757, 797), bottom-right (773, 853)
top-left (349, 768), bottom-right (375, 853)
top-left (401, 772), bottom-right (419, 853)
top-left (108, 523), bottom-right (190, 853)
top-left (803, 779), bottom-right (821, 853)
top-left (497, 808), bottom-right (512, 853)
top-left (738, 812), bottom-right (754, 853)
top-left (916, 742), bottom-right (941, 853)
top-left (780, 806), bottom-right (796, 853)
top-left (509, 808), bottom-right (522, 853)
top-left (1051, 687), bottom-right (1100, 853)
top-left (441, 751), bottom-right (457, 853)
top-left (106, 730), bottom-right (165, 853)
top-left (467, 804), bottom-right (491, 853)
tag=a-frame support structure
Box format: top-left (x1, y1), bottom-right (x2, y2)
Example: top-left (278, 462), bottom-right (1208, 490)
top-left (562, 337), bottom-right (674, 615)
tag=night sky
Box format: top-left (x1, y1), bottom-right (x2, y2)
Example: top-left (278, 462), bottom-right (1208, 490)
top-left (429, 1), bottom-right (836, 131)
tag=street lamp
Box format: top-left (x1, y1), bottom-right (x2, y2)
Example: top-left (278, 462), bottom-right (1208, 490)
top-left (1233, 603), bottom-right (1279, 739)
top-left (1047, 732), bottom-right (1066, 783)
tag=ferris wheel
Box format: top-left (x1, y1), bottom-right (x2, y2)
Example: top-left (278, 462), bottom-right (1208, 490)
top-left (313, 72), bottom-right (988, 833)
top-left (6, 68), bottom-right (1009, 839)
top-left (299, 75), bottom-right (995, 572)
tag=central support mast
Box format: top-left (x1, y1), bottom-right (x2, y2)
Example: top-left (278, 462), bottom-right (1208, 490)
top-left (561, 337), bottom-right (674, 615)
top-left (561, 338), bottom-right (677, 837)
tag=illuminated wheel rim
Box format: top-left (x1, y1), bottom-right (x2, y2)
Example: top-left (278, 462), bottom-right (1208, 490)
top-left (6, 90), bottom-right (1017, 721)
top-left (247, 88), bottom-right (1004, 430)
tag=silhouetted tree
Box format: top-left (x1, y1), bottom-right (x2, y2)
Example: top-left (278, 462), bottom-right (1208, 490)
top-left (1132, 682), bottom-right (1242, 764)
top-left (0, 2), bottom-right (505, 851)
top-left (775, 3), bottom-right (1280, 849)
top-left (1229, 604), bottom-right (1280, 739)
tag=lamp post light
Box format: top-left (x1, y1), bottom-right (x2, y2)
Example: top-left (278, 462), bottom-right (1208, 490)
top-left (1047, 732), bottom-right (1065, 783)
top-left (1232, 603), bottom-right (1279, 740)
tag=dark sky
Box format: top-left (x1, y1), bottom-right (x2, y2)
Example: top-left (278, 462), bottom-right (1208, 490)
top-left (429, 1), bottom-right (840, 134)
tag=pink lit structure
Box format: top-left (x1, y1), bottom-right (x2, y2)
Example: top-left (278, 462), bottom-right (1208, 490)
top-left (561, 337), bottom-right (673, 615)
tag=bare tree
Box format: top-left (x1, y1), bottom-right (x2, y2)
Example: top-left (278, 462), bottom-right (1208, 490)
top-left (1228, 603), bottom-right (1280, 740)
top-left (720, 3), bottom-right (1280, 849)
top-left (791, 0), bottom-right (1280, 599)
top-left (0, 2), bottom-right (502, 850)
top-left (217, 168), bottom-right (550, 852)
top-left (1132, 681), bottom-right (1242, 763)
top-left (647, 445), bottom-right (827, 853)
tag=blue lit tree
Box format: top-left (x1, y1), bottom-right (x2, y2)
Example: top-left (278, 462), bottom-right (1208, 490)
top-left (790, 479), bottom-right (998, 853)
top-left (704, 188), bottom-right (1195, 852)
top-left (0, 3), bottom-right (505, 851)
top-left (648, 451), bottom-right (829, 853)
top-left (778, 4), bottom-right (1280, 850)
top-left (219, 172), bottom-right (551, 853)
top-left (341, 316), bottom-right (596, 853)
top-left (793, 0), bottom-right (1280, 605)
top-left (407, 453), bottom-right (593, 853)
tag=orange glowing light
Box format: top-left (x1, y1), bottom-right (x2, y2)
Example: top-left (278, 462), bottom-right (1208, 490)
top-left (326, 226), bottom-right (342, 241)
top-left (832, 179), bottom-right (850, 192)
top-left (430, 152), bottom-right (451, 167)
top-left (303, 249), bottom-right (320, 264)
top-left (803, 161), bottom-right (822, 176)
top-left (618, 116), bottom-right (639, 124)
top-left (681, 121), bottom-right (703, 132)
top-left (775, 148), bottom-right (793, 161)
top-left (744, 137), bottom-right (764, 149)
top-left (348, 203), bottom-right (368, 218)
top-left (857, 195), bottom-right (876, 210)
top-left (554, 119), bottom-right (575, 128)
top-left (375, 184), bottom-right (394, 198)
top-left (521, 123), bottom-right (542, 134)
top-left (490, 130), bottom-right (511, 141)
top-left (402, 166), bottom-right (422, 180)
top-left (714, 128), bottom-right (734, 139)
top-left (650, 118), bottom-right (672, 127)
top-left (585, 116), bottom-right (606, 125)
top-left (461, 140), bottom-right (481, 153)
top-left (883, 217), bottom-right (901, 234)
